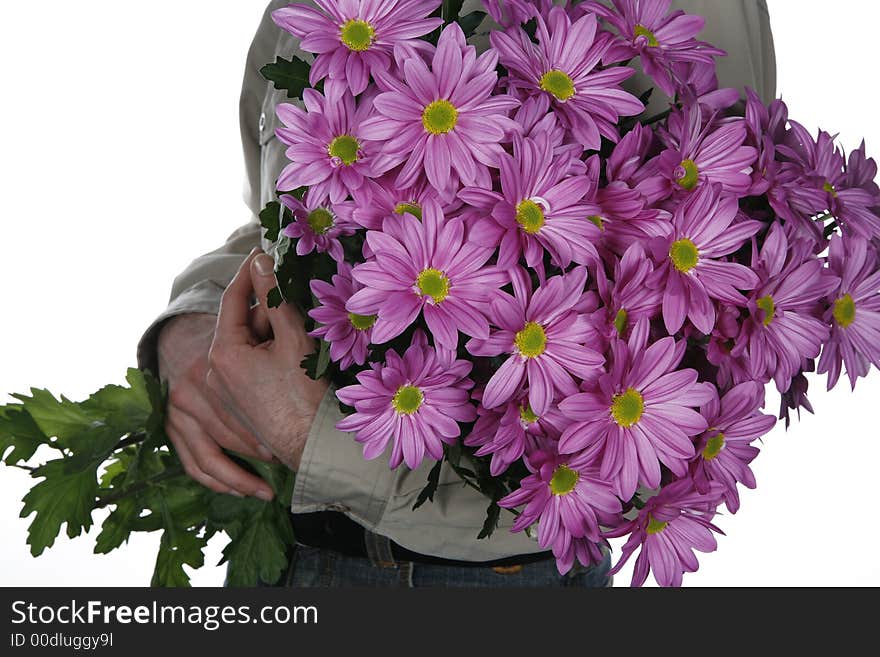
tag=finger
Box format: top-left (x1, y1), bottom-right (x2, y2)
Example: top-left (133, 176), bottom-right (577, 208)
top-left (249, 298), bottom-right (273, 342)
top-left (169, 411), bottom-right (275, 501)
top-left (169, 378), bottom-right (274, 461)
top-left (250, 252), bottom-right (307, 345)
top-left (167, 421), bottom-right (238, 496)
top-left (214, 248), bottom-right (262, 349)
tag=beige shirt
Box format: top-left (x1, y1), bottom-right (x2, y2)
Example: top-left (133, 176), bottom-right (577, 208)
top-left (137, 0), bottom-right (776, 560)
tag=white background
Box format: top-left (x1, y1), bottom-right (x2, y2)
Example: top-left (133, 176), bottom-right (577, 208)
top-left (1, 1), bottom-right (878, 587)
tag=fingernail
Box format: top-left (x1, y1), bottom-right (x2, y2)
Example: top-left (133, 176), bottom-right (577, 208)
top-left (254, 254), bottom-right (275, 277)
top-left (258, 445), bottom-right (274, 461)
top-left (256, 489), bottom-right (274, 502)
top-left (229, 490), bottom-right (245, 498)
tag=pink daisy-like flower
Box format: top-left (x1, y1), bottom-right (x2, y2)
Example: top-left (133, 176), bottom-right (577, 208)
top-left (481, 0), bottom-right (552, 27)
top-left (309, 262), bottom-right (375, 369)
top-left (350, 173), bottom-right (438, 230)
top-left (465, 391), bottom-right (568, 477)
top-left (275, 81), bottom-right (378, 203)
top-left (690, 381), bottom-right (777, 514)
top-left (594, 242), bottom-right (663, 341)
top-left (605, 478), bottom-right (723, 587)
top-left (817, 235), bottom-right (880, 390)
top-left (649, 183), bottom-right (762, 335)
top-left (335, 331), bottom-right (476, 470)
top-left (359, 22), bottom-right (520, 197)
top-left (271, 0), bottom-right (443, 96)
top-left (491, 7), bottom-right (644, 150)
top-left (499, 448), bottom-right (621, 574)
top-left (459, 133), bottom-right (602, 271)
top-left (654, 104), bottom-right (757, 198)
top-left (732, 223), bottom-right (839, 392)
top-left (280, 192), bottom-right (356, 262)
top-left (581, 0), bottom-right (725, 97)
top-left (346, 198), bottom-right (507, 350)
top-left (558, 324), bottom-right (716, 500)
top-left (468, 266), bottom-right (605, 417)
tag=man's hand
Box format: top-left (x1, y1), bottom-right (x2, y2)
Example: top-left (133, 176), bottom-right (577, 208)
top-left (158, 312), bottom-right (277, 501)
top-left (206, 248), bottom-right (328, 472)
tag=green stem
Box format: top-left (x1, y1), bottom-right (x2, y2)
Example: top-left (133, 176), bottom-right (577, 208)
top-left (95, 467), bottom-right (185, 509)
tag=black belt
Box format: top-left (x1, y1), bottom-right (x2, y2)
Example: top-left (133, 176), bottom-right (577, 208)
top-left (289, 511), bottom-right (553, 568)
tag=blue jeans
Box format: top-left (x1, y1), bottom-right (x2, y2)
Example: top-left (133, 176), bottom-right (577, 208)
top-left (272, 533), bottom-right (613, 588)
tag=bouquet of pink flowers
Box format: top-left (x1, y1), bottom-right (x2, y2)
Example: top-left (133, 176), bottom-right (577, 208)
top-left (258, 0), bottom-right (880, 586)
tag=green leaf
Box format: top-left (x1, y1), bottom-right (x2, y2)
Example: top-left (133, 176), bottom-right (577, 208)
top-left (11, 388), bottom-right (95, 441)
top-left (0, 407), bottom-right (52, 465)
top-left (151, 527), bottom-right (206, 588)
top-left (412, 459), bottom-right (443, 511)
top-left (477, 500), bottom-right (502, 540)
top-left (458, 11), bottom-right (486, 36)
top-left (259, 201), bottom-right (283, 243)
top-left (315, 339), bottom-right (331, 379)
top-left (20, 459), bottom-right (99, 556)
top-left (442, 0), bottom-right (465, 22)
top-left (94, 498), bottom-right (139, 554)
top-left (221, 503), bottom-right (293, 587)
top-left (260, 55), bottom-right (312, 99)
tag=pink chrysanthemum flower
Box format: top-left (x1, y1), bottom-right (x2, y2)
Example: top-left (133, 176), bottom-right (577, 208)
top-left (309, 262), bottom-right (375, 369)
top-left (558, 324), bottom-right (716, 500)
top-left (481, 0), bottom-right (552, 27)
top-left (690, 382), bottom-right (777, 514)
top-left (468, 267), bottom-right (605, 416)
top-left (499, 449), bottom-right (621, 574)
top-left (460, 133), bottom-right (602, 270)
top-left (350, 173), bottom-right (438, 230)
top-left (649, 183), bottom-right (762, 335)
top-left (360, 22), bottom-right (519, 197)
top-left (491, 7), bottom-right (644, 150)
top-left (280, 192), bottom-right (356, 262)
top-left (581, 0), bottom-right (725, 97)
top-left (346, 199), bottom-right (507, 350)
top-left (654, 104), bottom-right (757, 197)
top-left (732, 223), bottom-right (839, 392)
top-left (275, 81), bottom-right (378, 203)
top-left (778, 124), bottom-right (880, 240)
top-left (465, 391), bottom-right (568, 477)
top-left (594, 242), bottom-right (663, 340)
top-left (817, 236), bottom-right (880, 390)
top-left (271, 0), bottom-right (443, 96)
top-left (335, 331), bottom-right (476, 470)
top-left (605, 478), bottom-right (723, 587)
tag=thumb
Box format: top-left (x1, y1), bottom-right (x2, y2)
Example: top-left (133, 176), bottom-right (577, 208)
top-left (250, 253), bottom-right (307, 345)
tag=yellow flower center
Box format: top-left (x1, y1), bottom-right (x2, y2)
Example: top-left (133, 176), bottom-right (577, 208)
top-left (702, 432), bottom-right (725, 461)
top-left (422, 100), bottom-right (458, 135)
top-left (634, 24), bottom-right (660, 47)
top-left (646, 514), bottom-right (668, 535)
top-left (549, 465), bottom-right (580, 496)
top-left (588, 215), bottom-right (606, 231)
top-left (394, 202), bottom-right (422, 220)
top-left (307, 208), bottom-right (335, 234)
top-left (519, 403), bottom-right (540, 425)
top-left (328, 135), bottom-right (360, 165)
top-left (614, 308), bottom-right (629, 337)
top-left (340, 19), bottom-right (375, 51)
top-left (823, 181), bottom-right (838, 198)
top-left (516, 199), bottom-right (545, 235)
top-left (756, 295), bottom-right (776, 327)
top-left (676, 159), bottom-right (700, 191)
top-left (539, 69), bottom-right (575, 102)
top-left (669, 238), bottom-right (700, 273)
top-left (348, 313), bottom-right (377, 331)
top-left (515, 322), bottom-right (547, 359)
top-left (611, 388), bottom-right (644, 428)
top-left (833, 293), bottom-right (856, 328)
top-left (416, 268), bottom-right (450, 304)
top-left (392, 385), bottom-right (424, 415)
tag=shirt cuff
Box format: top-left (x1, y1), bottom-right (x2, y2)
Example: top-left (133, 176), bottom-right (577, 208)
top-left (135, 279), bottom-right (225, 377)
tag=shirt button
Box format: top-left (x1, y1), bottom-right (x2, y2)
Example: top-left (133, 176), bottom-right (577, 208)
top-left (259, 112), bottom-right (266, 134)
